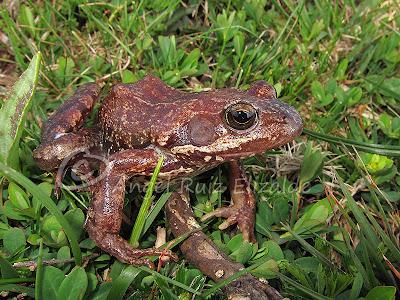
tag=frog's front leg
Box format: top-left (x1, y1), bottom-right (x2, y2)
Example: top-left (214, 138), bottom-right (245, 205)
top-left (33, 84), bottom-right (101, 171)
top-left (85, 149), bottom-right (178, 269)
top-left (201, 160), bottom-right (256, 243)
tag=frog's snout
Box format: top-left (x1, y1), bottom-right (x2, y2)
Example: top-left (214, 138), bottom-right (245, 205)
top-left (262, 99), bottom-right (303, 137)
top-left (283, 104), bottom-right (303, 137)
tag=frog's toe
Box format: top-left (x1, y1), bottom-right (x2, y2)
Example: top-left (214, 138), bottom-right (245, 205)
top-left (201, 206), bottom-right (256, 243)
top-left (218, 216), bottom-right (237, 230)
top-left (201, 207), bottom-right (232, 221)
top-left (131, 258), bottom-right (155, 270)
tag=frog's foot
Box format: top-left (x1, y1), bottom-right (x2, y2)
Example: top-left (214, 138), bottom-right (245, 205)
top-left (201, 160), bottom-right (256, 243)
top-left (201, 202), bottom-right (256, 243)
top-left (86, 223), bottom-right (178, 269)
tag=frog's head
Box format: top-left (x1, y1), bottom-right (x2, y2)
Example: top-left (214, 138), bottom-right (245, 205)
top-left (168, 81), bottom-right (303, 160)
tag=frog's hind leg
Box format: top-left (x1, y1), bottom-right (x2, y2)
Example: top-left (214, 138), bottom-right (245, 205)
top-left (201, 160), bottom-right (256, 243)
top-left (33, 84), bottom-right (101, 171)
top-left (85, 149), bottom-right (178, 268)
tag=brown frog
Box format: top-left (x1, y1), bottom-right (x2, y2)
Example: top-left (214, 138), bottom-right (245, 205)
top-left (33, 75), bottom-right (302, 269)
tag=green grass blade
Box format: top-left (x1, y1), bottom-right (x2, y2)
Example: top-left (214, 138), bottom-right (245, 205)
top-left (35, 240), bottom-right (44, 300)
top-left (142, 191), bottom-right (173, 236)
top-left (281, 224), bottom-right (339, 271)
top-left (80, 6), bottom-right (136, 59)
top-left (304, 128), bottom-right (400, 157)
top-left (0, 163), bottom-right (82, 265)
top-left (0, 9), bottom-right (26, 69)
top-left (0, 52), bottom-right (41, 168)
top-left (153, 276), bottom-right (180, 300)
top-left (331, 202), bottom-right (372, 289)
top-left (138, 266), bottom-right (202, 296)
top-left (107, 266), bottom-right (141, 300)
top-left (130, 156), bottom-right (164, 247)
top-left (0, 278), bottom-right (35, 284)
top-left (277, 273), bottom-right (333, 300)
top-left (336, 174), bottom-right (381, 249)
top-left (0, 283), bottom-right (35, 297)
top-left (363, 205), bottom-right (400, 262)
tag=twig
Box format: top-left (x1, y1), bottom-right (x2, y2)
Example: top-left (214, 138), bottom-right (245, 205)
top-left (13, 253), bottom-right (100, 270)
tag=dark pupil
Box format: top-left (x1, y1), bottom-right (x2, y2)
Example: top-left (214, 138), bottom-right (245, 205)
top-left (232, 110), bottom-right (252, 124)
top-left (225, 103), bottom-right (257, 130)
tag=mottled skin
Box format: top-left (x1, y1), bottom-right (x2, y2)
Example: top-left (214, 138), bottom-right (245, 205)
top-left (33, 75), bottom-right (302, 268)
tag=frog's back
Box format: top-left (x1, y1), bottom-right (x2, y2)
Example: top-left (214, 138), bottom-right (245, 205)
top-left (99, 76), bottom-right (187, 150)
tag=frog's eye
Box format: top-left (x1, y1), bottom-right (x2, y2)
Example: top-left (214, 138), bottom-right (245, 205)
top-left (225, 102), bottom-right (258, 130)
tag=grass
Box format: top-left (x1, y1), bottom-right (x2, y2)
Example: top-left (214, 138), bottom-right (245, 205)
top-left (0, 0), bottom-right (399, 299)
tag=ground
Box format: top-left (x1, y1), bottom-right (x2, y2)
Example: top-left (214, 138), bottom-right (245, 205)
top-left (0, 1), bottom-right (399, 299)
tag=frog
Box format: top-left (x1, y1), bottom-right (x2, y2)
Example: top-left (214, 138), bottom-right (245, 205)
top-left (33, 75), bottom-right (302, 269)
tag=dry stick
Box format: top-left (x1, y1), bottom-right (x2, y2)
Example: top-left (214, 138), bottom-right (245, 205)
top-left (13, 253), bottom-right (100, 270)
top-left (165, 192), bottom-right (283, 300)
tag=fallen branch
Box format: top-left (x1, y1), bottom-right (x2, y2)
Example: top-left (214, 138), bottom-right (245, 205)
top-left (166, 192), bottom-right (282, 300)
top-left (12, 253), bottom-right (99, 270)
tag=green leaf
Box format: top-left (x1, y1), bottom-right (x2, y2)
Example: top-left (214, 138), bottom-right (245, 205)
top-left (346, 87), bottom-right (363, 106)
top-left (55, 57), bottom-right (75, 80)
top-left (0, 52), bottom-right (41, 168)
top-left (158, 36), bottom-right (176, 67)
top-left (0, 163), bottom-right (82, 264)
top-left (181, 48), bottom-right (200, 72)
top-left (277, 272), bottom-right (332, 300)
top-left (262, 240), bottom-right (284, 261)
top-left (19, 5), bottom-right (35, 37)
top-left (299, 142), bottom-right (324, 186)
top-left (250, 259), bottom-right (279, 279)
top-left (41, 214), bottom-right (67, 246)
top-left (357, 153), bottom-right (393, 174)
top-left (3, 227), bottom-right (26, 255)
top-left (57, 246), bottom-right (71, 260)
top-left (365, 286), bottom-right (396, 300)
top-left (233, 32), bottom-right (245, 56)
top-left (311, 81), bottom-right (325, 102)
top-left (8, 182), bottom-right (30, 210)
top-left (291, 198), bottom-right (332, 235)
top-left (87, 272), bottom-right (99, 293)
top-left (57, 267), bottom-right (88, 300)
top-left (350, 272), bottom-right (363, 300)
top-left (378, 113), bottom-right (400, 139)
top-left (226, 234), bottom-right (245, 253)
top-left (121, 70), bottom-right (136, 83)
top-left (229, 241), bottom-right (254, 264)
top-left (64, 208), bottom-right (85, 240)
top-left (335, 59), bottom-right (348, 80)
top-left (0, 256), bottom-right (19, 278)
top-left (42, 266), bottom-right (65, 300)
top-left (281, 224), bottom-right (337, 270)
top-left (294, 257), bottom-right (320, 273)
